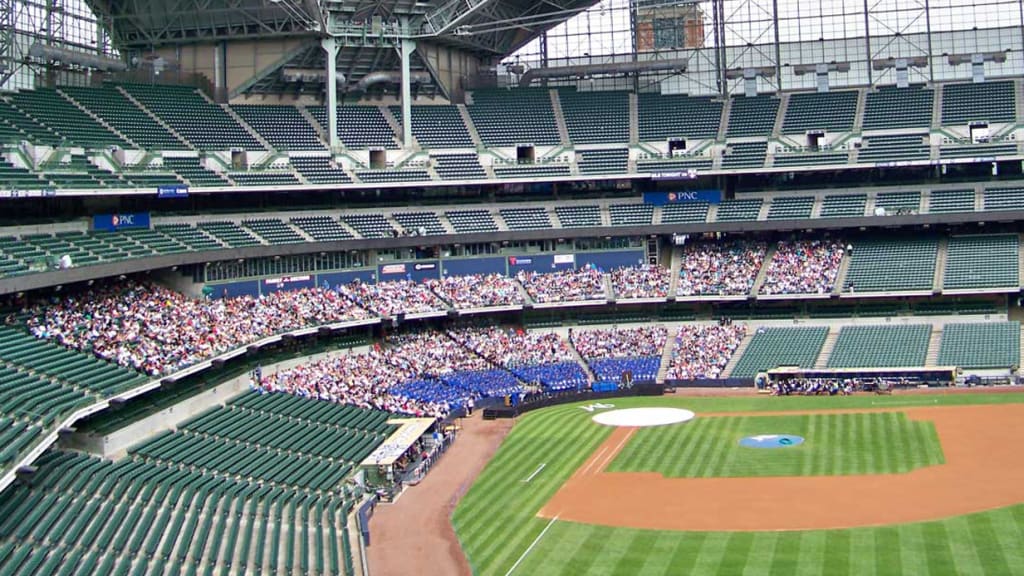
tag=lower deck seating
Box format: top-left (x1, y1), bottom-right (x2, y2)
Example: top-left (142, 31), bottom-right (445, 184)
top-left (943, 234), bottom-right (1019, 290)
top-left (843, 237), bottom-right (937, 292)
top-left (937, 322), bottom-right (1020, 369)
top-left (826, 324), bottom-right (932, 367)
top-left (730, 327), bottom-right (829, 377)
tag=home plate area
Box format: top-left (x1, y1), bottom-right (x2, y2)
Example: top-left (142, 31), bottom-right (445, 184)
top-left (591, 407), bottom-right (696, 427)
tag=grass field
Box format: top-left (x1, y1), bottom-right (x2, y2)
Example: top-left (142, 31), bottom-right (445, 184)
top-left (609, 412), bottom-right (944, 477)
top-left (451, 393), bottom-right (1024, 576)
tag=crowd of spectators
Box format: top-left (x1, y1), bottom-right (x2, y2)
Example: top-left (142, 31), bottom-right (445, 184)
top-left (27, 282), bottom-right (372, 375)
top-left (448, 326), bottom-right (588, 390)
top-left (337, 279), bottom-right (447, 317)
top-left (571, 326), bottom-right (668, 359)
top-left (517, 268), bottom-right (606, 304)
top-left (677, 240), bottom-right (767, 297)
top-left (611, 265), bottom-right (671, 300)
top-left (760, 240), bottom-right (845, 296)
top-left (425, 274), bottom-right (525, 309)
top-left (664, 323), bottom-right (747, 380)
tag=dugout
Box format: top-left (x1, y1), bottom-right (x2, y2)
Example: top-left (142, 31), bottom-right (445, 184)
top-left (765, 366), bottom-right (958, 390)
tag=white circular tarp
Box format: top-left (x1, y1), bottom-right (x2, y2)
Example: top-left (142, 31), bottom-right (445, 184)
top-left (592, 407), bottom-right (696, 427)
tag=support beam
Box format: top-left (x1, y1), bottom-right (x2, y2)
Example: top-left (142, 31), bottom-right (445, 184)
top-left (400, 37), bottom-right (415, 149)
top-left (322, 36), bottom-right (340, 151)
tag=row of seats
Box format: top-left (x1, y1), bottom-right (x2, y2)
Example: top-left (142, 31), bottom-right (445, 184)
top-left (1, 81), bottom-right (1018, 155)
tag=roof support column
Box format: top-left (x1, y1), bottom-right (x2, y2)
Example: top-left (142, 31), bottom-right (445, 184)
top-left (322, 36), bottom-right (340, 151)
top-left (400, 36), bottom-right (416, 149)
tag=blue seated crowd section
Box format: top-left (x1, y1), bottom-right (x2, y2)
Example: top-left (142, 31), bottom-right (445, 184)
top-left (511, 361), bottom-right (589, 392)
top-left (392, 369), bottom-right (524, 408)
top-left (588, 356), bottom-right (660, 383)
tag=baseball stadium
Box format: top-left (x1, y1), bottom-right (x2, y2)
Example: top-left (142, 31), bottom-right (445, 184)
top-left (2, 0), bottom-right (1024, 573)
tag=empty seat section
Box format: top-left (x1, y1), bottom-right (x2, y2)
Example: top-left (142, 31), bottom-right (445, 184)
top-left (7, 88), bottom-right (129, 149)
top-left (291, 157), bottom-right (352, 184)
top-left (391, 105), bottom-right (473, 148)
top-left (609, 204), bottom-right (653, 226)
top-left (60, 85), bottom-right (187, 150)
top-left (242, 219), bottom-right (305, 244)
top-left (161, 157), bottom-right (230, 187)
top-left (721, 142), bottom-right (767, 169)
top-left (843, 237), bottom-right (937, 292)
top-left (820, 194), bottom-right (867, 218)
top-left (0, 158), bottom-right (47, 190)
top-left (773, 147), bottom-right (848, 167)
top-left (492, 163), bottom-right (570, 178)
top-left (445, 210), bottom-right (498, 233)
top-left (635, 154), bottom-right (713, 172)
top-left (782, 90), bottom-right (859, 133)
top-left (661, 202), bottom-right (709, 223)
top-left (355, 169), bottom-right (430, 183)
top-left (290, 216), bottom-right (353, 241)
top-left (726, 95), bottom-right (779, 137)
top-left (928, 189), bottom-right (975, 213)
top-left (393, 212), bottom-right (446, 236)
top-left (941, 80), bottom-right (1016, 124)
top-left (499, 208), bottom-right (552, 230)
top-left (196, 221), bottom-right (261, 247)
top-left (983, 187), bottom-right (1024, 211)
top-left (121, 83), bottom-right (264, 150)
top-left (0, 100), bottom-right (61, 145)
top-left (875, 190), bottom-right (921, 214)
top-left (858, 135), bottom-right (930, 163)
top-left (309, 106), bottom-right (398, 149)
top-left (467, 89), bottom-right (560, 146)
top-left (715, 198), bottom-right (763, 221)
top-left (341, 214), bottom-right (397, 238)
top-left (432, 154), bottom-right (486, 180)
top-left (937, 322), bottom-right (1020, 369)
top-left (559, 90), bottom-right (629, 144)
top-left (943, 234), bottom-right (1019, 290)
top-left (638, 94), bottom-right (722, 140)
top-left (940, 140), bottom-right (1018, 158)
top-left (154, 224), bottom-right (223, 251)
top-left (232, 105), bottom-right (324, 150)
top-left (577, 149), bottom-right (628, 175)
top-left (827, 324), bottom-right (931, 367)
top-left (730, 326), bottom-right (829, 377)
top-left (228, 171), bottom-right (301, 186)
top-left (766, 196), bottom-right (814, 220)
top-left (862, 86), bottom-right (934, 130)
top-left (555, 205), bottom-right (602, 227)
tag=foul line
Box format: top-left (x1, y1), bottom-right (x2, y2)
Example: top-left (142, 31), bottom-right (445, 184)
top-left (522, 463), bottom-right (546, 483)
top-left (505, 515), bottom-right (559, 576)
top-left (596, 429), bottom-right (635, 472)
top-left (577, 447), bottom-right (608, 478)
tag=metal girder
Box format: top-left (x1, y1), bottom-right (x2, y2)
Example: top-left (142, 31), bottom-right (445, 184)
top-left (229, 39), bottom-right (317, 97)
top-left (420, 0), bottom-right (499, 36)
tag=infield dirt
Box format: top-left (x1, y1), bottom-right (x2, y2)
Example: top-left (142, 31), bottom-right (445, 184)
top-left (540, 404), bottom-right (1024, 531)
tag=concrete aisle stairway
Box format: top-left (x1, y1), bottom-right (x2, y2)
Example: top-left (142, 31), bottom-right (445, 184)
top-left (751, 244), bottom-right (777, 297)
top-left (832, 250), bottom-right (853, 296)
top-left (550, 89), bottom-right (571, 147)
top-left (925, 324), bottom-right (943, 367)
top-left (668, 246), bottom-right (682, 296)
top-left (720, 330), bottom-right (755, 378)
top-left (933, 237), bottom-right (949, 293)
top-left (565, 332), bottom-right (597, 384)
top-left (656, 327), bottom-right (676, 383)
top-left (814, 326), bottom-right (840, 368)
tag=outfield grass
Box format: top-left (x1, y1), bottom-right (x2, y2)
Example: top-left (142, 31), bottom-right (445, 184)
top-left (452, 392), bottom-right (1024, 576)
top-left (609, 412), bottom-right (944, 477)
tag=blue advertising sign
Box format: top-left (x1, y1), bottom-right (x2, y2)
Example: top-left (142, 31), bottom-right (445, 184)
top-left (92, 212), bottom-right (151, 232)
top-left (157, 185), bottom-right (189, 198)
top-left (643, 189), bottom-right (722, 205)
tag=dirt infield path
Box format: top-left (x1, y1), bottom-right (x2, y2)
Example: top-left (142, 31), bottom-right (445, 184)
top-left (368, 415), bottom-right (513, 576)
top-left (540, 404), bottom-right (1024, 530)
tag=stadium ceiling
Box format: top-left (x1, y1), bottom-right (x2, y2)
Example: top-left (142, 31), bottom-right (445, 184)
top-left (81, 0), bottom-right (604, 94)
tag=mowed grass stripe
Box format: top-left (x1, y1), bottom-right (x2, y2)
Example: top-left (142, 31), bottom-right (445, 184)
top-left (794, 531), bottom-right (827, 576)
top-left (946, 515), bottom-right (987, 576)
top-left (689, 533), bottom-right (732, 576)
top-left (897, 522), bottom-right (928, 575)
top-left (740, 532), bottom-right (778, 576)
top-left (716, 533), bottom-right (755, 575)
top-left (872, 526), bottom-right (901, 575)
top-left (823, 531), bottom-right (851, 576)
top-left (988, 507), bottom-right (1024, 573)
top-left (632, 531), bottom-right (683, 576)
top-left (613, 412), bottom-right (943, 478)
top-left (768, 532), bottom-right (801, 576)
top-left (847, 528), bottom-right (876, 576)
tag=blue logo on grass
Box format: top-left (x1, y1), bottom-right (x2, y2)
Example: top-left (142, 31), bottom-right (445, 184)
top-left (739, 434), bottom-right (805, 449)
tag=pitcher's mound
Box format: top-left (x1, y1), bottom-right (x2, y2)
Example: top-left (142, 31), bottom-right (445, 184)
top-left (592, 407), bottom-right (695, 427)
